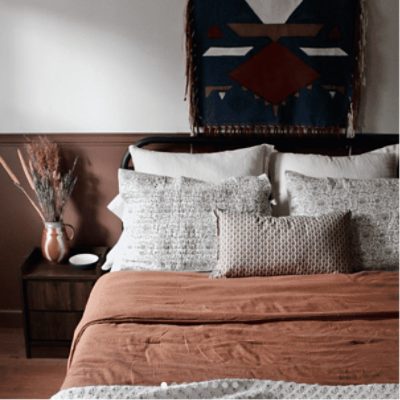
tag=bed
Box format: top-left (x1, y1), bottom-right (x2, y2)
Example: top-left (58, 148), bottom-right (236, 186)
top-left (53, 134), bottom-right (399, 399)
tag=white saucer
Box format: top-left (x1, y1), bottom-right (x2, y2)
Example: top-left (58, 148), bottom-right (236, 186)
top-left (69, 253), bottom-right (99, 268)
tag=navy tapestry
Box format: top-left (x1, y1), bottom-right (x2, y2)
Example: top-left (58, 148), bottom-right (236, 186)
top-left (185, 0), bottom-right (364, 135)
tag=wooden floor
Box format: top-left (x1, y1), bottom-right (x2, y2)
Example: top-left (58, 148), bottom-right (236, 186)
top-left (0, 328), bottom-right (66, 399)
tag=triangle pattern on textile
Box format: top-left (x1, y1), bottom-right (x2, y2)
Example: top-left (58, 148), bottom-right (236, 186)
top-left (245, 0), bottom-right (303, 24)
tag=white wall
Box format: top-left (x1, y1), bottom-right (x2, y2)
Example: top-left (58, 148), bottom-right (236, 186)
top-left (360, 0), bottom-right (399, 134)
top-left (0, 0), bottom-right (190, 133)
top-left (0, 0), bottom-right (398, 133)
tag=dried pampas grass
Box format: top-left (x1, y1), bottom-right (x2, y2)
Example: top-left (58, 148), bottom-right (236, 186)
top-left (1, 136), bottom-right (78, 223)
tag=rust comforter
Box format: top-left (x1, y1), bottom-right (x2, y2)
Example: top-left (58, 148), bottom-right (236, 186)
top-left (62, 271), bottom-right (399, 389)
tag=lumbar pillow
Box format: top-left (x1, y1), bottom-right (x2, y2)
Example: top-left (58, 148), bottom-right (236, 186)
top-left (130, 144), bottom-right (274, 183)
top-left (105, 170), bottom-right (272, 272)
top-left (269, 146), bottom-right (398, 216)
top-left (212, 211), bottom-right (353, 278)
top-left (286, 172), bottom-right (399, 271)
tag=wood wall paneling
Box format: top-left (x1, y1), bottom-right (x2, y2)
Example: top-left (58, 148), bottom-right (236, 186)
top-left (0, 133), bottom-right (398, 326)
top-left (0, 134), bottom-right (151, 321)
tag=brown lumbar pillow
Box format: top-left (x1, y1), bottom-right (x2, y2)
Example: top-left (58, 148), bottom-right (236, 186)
top-left (212, 211), bottom-right (353, 278)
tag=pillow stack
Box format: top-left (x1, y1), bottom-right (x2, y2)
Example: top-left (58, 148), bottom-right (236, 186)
top-left (105, 144), bottom-right (273, 272)
top-left (269, 146), bottom-right (398, 215)
top-left (106, 142), bottom-right (399, 277)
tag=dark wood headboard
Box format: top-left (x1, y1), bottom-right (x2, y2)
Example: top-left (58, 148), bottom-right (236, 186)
top-left (121, 134), bottom-right (399, 169)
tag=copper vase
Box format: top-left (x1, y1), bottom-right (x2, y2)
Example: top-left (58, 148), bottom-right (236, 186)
top-left (41, 222), bottom-right (75, 263)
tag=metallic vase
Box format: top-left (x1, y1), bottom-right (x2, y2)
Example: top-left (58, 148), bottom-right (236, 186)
top-left (41, 222), bottom-right (75, 263)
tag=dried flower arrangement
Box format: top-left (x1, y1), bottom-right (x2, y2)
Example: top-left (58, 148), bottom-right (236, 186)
top-left (0, 137), bottom-right (78, 223)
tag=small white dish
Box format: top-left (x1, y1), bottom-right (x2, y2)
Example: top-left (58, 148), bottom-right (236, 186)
top-left (69, 253), bottom-right (99, 268)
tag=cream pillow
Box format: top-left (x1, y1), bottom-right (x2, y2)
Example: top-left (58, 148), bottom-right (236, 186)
top-left (371, 144), bottom-right (399, 166)
top-left (130, 144), bottom-right (274, 183)
top-left (269, 144), bottom-right (398, 216)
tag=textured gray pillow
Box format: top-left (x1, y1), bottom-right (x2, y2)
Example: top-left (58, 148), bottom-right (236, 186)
top-left (213, 211), bottom-right (353, 278)
top-left (106, 170), bottom-right (271, 272)
top-left (286, 172), bottom-right (399, 271)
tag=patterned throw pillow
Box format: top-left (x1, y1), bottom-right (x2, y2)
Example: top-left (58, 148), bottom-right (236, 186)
top-left (286, 172), bottom-right (399, 271)
top-left (105, 170), bottom-right (272, 272)
top-left (213, 211), bottom-right (352, 278)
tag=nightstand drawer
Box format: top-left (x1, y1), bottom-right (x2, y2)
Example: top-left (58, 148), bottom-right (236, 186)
top-left (29, 311), bottom-right (83, 341)
top-left (27, 280), bottom-right (93, 311)
top-left (21, 247), bottom-right (108, 357)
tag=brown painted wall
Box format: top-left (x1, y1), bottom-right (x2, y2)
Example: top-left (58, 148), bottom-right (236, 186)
top-left (0, 134), bottom-right (155, 322)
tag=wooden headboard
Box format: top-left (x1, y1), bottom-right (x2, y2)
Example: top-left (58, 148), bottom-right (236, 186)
top-left (121, 134), bottom-right (399, 169)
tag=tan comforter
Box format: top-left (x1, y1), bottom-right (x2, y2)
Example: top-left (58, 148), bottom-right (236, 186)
top-left (62, 271), bottom-right (399, 389)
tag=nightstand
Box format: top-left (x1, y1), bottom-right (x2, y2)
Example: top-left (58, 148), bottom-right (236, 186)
top-left (21, 246), bottom-right (108, 358)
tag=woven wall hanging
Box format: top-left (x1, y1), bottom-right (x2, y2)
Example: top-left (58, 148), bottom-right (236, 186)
top-left (185, 0), bottom-right (366, 136)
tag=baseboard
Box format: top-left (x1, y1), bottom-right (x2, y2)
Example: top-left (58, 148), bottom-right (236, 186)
top-left (0, 310), bottom-right (23, 328)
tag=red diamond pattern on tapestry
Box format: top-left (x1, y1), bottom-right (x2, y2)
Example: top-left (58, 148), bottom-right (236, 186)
top-left (207, 25), bottom-right (223, 39)
top-left (229, 42), bottom-right (319, 105)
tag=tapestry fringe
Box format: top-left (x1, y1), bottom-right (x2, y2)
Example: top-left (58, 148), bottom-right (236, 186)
top-left (347, 0), bottom-right (368, 138)
top-left (203, 125), bottom-right (345, 136)
top-left (359, 0), bottom-right (368, 88)
top-left (184, 0), bottom-right (200, 136)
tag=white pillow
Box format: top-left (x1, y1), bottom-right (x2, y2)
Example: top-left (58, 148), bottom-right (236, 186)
top-left (371, 144), bottom-right (399, 167)
top-left (107, 195), bottom-right (125, 220)
top-left (270, 144), bottom-right (398, 216)
top-left (130, 144), bottom-right (274, 183)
